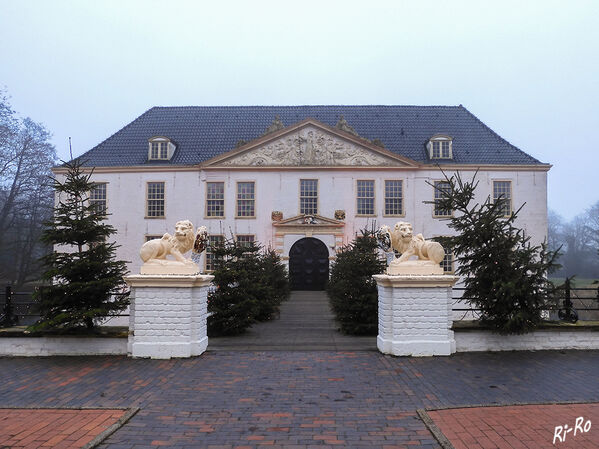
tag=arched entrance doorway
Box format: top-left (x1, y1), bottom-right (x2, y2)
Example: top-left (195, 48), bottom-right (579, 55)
top-left (289, 237), bottom-right (329, 290)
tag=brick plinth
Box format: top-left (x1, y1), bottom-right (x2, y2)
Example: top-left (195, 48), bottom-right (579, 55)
top-left (373, 274), bottom-right (458, 357)
top-left (125, 274), bottom-right (214, 359)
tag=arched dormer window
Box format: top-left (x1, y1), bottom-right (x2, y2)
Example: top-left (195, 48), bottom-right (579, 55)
top-left (427, 135), bottom-right (453, 160)
top-left (148, 136), bottom-right (175, 161)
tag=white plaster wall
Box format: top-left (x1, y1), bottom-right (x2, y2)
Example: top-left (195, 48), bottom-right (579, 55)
top-left (0, 337), bottom-right (127, 356)
top-left (86, 167), bottom-right (547, 274)
top-left (455, 329), bottom-right (599, 352)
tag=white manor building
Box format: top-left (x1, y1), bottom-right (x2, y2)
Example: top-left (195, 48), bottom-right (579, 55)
top-left (55, 106), bottom-right (550, 290)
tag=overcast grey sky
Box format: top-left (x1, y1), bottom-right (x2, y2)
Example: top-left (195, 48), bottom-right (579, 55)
top-left (1, 0), bottom-right (597, 220)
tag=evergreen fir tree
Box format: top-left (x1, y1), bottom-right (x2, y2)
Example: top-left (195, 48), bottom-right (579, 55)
top-left (261, 247), bottom-right (290, 312)
top-left (207, 239), bottom-right (262, 336)
top-left (31, 159), bottom-right (129, 330)
top-left (207, 239), bottom-right (290, 336)
top-left (327, 229), bottom-right (386, 335)
top-left (430, 171), bottom-right (560, 334)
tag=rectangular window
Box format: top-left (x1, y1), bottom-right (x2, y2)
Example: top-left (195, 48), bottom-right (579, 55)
top-left (430, 140), bottom-right (452, 159)
top-left (206, 235), bottom-right (224, 272)
top-left (356, 180), bottom-right (375, 215)
top-left (90, 183), bottom-right (107, 215)
top-left (433, 181), bottom-right (452, 217)
top-left (493, 180), bottom-right (512, 216)
top-left (432, 141), bottom-right (441, 159)
top-left (236, 182), bottom-right (255, 217)
top-left (384, 180), bottom-right (403, 216)
top-left (150, 142), bottom-right (168, 160)
top-left (206, 182), bottom-right (224, 217)
top-left (145, 235), bottom-right (162, 242)
top-left (441, 141), bottom-right (450, 158)
top-left (300, 179), bottom-right (318, 215)
top-left (236, 234), bottom-right (255, 248)
top-left (146, 182), bottom-right (165, 217)
top-left (440, 244), bottom-right (454, 274)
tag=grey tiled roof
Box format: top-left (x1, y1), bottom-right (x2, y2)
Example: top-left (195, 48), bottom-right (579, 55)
top-left (76, 105), bottom-right (543, 167)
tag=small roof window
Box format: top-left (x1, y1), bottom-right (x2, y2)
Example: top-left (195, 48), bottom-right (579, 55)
top-left (427, 135), bottom-right (453, 160)
top-left (148, 136), bottom-right (175, 161)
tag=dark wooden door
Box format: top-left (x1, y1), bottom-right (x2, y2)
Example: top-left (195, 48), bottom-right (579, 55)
top-left (289, 238), bottom-right (329, 290)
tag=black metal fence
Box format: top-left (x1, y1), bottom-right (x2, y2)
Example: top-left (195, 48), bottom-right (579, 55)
top-left (0, 285), bottom-right (130, 328)
top-left (452, 280), bottom-right (599, 323)
top-left (0, 286), bottom-right (40, 326)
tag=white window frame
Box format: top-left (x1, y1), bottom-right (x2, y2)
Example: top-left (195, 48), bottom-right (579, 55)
top-left (433, 180), bottom-right (453, 218)
top-left (428, 135), bottom-right (453, 160)
top-left (383, 179), bottom-right (404, 217)
top-left (205, 181), bottom-right (225, 218)
top-left (493, 180), bottom-right (513, 217)
top-left (299, 179), bottom-right (318, 215)
top-left (146, 181), bottom-right (165, 218)
top-left (148, 137), bottom-right (174, 161)
top-left (356, 180), bottom-right (375, 216)
top-left (236, 181), bottom-right (256, 218)
top-left (236, 234), bottom-right (255, 248)
top-left (438, 238), bottom-right (455, 274)
top-left (90, 182), bottom-right (107, 216)
top-left (205, 234), bottom-right (225, 272)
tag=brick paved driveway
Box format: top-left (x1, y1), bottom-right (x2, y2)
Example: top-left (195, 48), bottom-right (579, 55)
top-left (1, 350), bottom-right (598, 448)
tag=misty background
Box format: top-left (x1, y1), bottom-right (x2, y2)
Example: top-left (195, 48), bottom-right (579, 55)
top-left (0, 0), bottom-right (598, 286)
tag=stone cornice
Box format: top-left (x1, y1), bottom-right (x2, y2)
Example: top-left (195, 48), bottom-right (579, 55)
top-left (373, 274), bottom-right (459, 288)
top-left (52, 163), bottom-right (551, 175)
top-left (125, 274), bottom-right (214, 288)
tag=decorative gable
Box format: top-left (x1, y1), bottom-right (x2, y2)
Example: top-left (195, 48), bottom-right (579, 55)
top-left (273, 214), bottom-right (344, 228)
top-left (205, 121), bottom-right (416, 168)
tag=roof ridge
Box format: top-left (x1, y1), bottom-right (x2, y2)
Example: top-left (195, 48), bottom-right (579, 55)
top-left (458, 105), bottom-right (542, 164)
top-left (149, 104), bottom-right (463, 109)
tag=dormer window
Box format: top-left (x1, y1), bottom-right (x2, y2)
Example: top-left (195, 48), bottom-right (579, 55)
top-left (428, 135), bottom-right (453, 160)
top-left (148, 137), bottom-right (175, 161)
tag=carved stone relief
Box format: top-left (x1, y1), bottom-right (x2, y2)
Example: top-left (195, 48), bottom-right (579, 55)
top-left (219, 126), bottom-right (402, 167)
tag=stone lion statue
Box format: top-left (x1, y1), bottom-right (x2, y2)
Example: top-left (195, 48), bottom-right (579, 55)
top-left (140, 221), bottom-right (208, 275)
top-left (376, 221), bottom-right (445, 275)
top-left (141, 220), bottom-right (197, 263)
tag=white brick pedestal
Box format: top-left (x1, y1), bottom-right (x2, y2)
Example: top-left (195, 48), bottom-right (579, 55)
top-left (373, 274), bottom-right (458, 356)
top-left (125, 274), bottom-right (214, 359)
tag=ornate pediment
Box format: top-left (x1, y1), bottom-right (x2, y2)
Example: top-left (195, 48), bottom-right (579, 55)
top-left (209, 122), bottom-right (412, 167)
top-left (273, 214), bottom-right (345, 228)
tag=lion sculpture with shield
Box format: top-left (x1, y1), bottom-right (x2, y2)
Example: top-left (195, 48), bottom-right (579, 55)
top-left (376, 221), bottom-right (445, 275)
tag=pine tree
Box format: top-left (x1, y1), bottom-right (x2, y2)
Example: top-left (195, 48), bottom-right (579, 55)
top-left (207, 239), bottom-right (261, 336)
top-left (261, 247), bottom-right (290, 312)
top-left (207, 239), bottom-right (290, 336)
top-left (430, 171), bottom-right (560, 334)
top-left (31, 159), bottom-right (129, 330)
top-left (327, 229), bottom-right (386, 335)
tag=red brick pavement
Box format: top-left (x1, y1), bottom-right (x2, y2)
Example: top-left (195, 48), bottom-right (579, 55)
top-left (1, 351), bottom-right (598, 448)
top-left (427, 403), bottom-right (599, 449)
top-left (0, 408), bottom-right (126, 449)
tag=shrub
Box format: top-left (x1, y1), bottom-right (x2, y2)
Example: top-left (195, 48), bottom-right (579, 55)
top-left (327, 229), bottom-right (386, 335)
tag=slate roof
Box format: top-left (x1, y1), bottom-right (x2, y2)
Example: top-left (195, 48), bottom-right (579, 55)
top-left (75, 105), bottom-right (544, 167)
